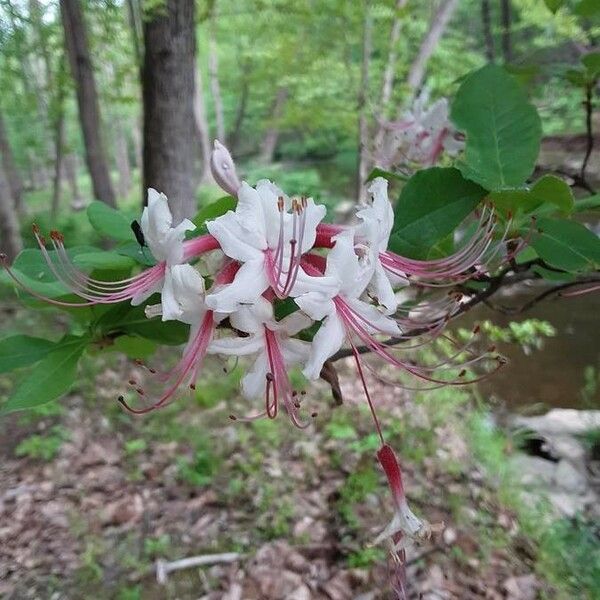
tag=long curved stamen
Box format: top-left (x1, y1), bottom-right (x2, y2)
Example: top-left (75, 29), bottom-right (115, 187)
top-left (119, 311), bottom-right (216, 414)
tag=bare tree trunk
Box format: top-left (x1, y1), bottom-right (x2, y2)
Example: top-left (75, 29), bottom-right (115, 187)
top-left (229, 74), bottom-right (249, 154)
top-left (0, 163), bottom-right (22, 262)
top-left (208, 11), bottom-right (225, 142)
top-left (64, 153), bottom-right (83, 208)
top-left (50, 110), bottom-right (64, 218)
top-left (404, 0), bottom-right (460, 100)
top-left (481, 0), bottom-right (495, 62)
top-left (143, 0), bottom-right (197, 221)
top-left (60, 0), bottom-right (116, 207)
top-left (193, 66), bottom-right (213, 183)
top-left (373, 0), bottom-right (407, 160)
top-left (126, 0), bottom-right (144, 70)
top-left (115, 121), bottom-right (132, 199)
top-left (0, 111), bottom-right (24, 216)
top-left (260, 87), bottom-right (288, 164)
top-left (357, 6), bottom-right (372, 201)
top-left (132, 122), bottom-right (143, 171)
top-left (500, 0), bottom-right (512, 63)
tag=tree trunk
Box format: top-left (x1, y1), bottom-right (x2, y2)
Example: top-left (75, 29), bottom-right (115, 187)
top-left (50, 110), bottom-right (65, 218)
top-left (115, 121), bottom-right (132, 199)
top-left (132, 121), bottom-right (143, 171)
top-left (404, 0), bottom-right (460, 100)
top-left (228, 74), bottom-right (249, 154)
top-left (64, 153), bottom-right (83, 208)
top-left (60, 0), bottom-right (116, 207)
top-left (357, 5), bottom-right (372, 201)
top-left (0, 163), bottom-right (22, 262)
top-left (260, 87), bottom-right (288, 163)
top-left (142, 0), bottom-right (197, 222)
top-left (0, 111), bottom-right (24, 216)
top-left (208, 11), bottom-right (225, 142)
top-left (481, 0), bottom-right (495, 62)
top-left (500, 0), bottom-right (512, 64)
top-left (373, 0), bottom-right (408, 161)
top-left (194, 65), bottom-right (213, 183)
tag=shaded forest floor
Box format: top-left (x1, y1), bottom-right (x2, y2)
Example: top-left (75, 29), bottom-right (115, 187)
top-left (1, 295), bottom-right (599, 600)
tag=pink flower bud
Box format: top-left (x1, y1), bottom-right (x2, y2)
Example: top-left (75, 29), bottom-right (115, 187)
top-left (210, 140), bottom-right (241, 197)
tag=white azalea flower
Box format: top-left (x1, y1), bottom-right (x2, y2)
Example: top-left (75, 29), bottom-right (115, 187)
top-left (296, 230), bottom-right (400, 380)
top-left (356, 177), bottom-right (407, 315)
top-left (135, 189), bottom-right (196, 316)
top-left (205, 180), bottom-right (334, 313)
top-left (210, 297), bottom-right (312, 425)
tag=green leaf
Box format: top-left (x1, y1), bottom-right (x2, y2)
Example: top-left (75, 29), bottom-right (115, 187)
top-left (530, 175), bottom-right (574, 213)
top-left (574, 195), bottom-right (600, 212)
top-left (0, 335), bottom-right (56, 373)
top-left (193, 196), bottom-right (236, 229)
top-left (87, 201), bottom-right (134, 242)
top-left (1, 336), bottom-right (88, 415)
top-left (574, 0), bottom-right (600, 17)
top-left (366, 168), bottom-right (409, 183)
top-left (389, 167), bottom-right (487, 259)
top-left (112, 335), bottom-right (157, 359)
top-left (530, 218), bottom-right (600, 272)
top-left (451, 64), bottom-right (542, 190)
top-left (72, 252), bottom-right (135, 271)
top-left (116, 241), bottom-right (156, 266)
top-left (124, 318), bottom-right (190, 346)
top-left (543, 0), bottom-right (564, 13)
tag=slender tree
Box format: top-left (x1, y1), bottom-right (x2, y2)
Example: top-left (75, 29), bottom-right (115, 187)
top-left (404, 0), bottom-right (460, 101)
top-left (0, 162), bottom-right (22, 262)
top-left (142, 0), bottom-right (197, 221)
top-left (208, 8), bottom-right (225, 142)
top-left (481, 0), bottom-right (495, 62)
top-left (260, 87), bottom-right (288, 163)
top-left (0, 110), bottom-right (24, 215)
top-left (500, 0), bottom-right (512, 63)
top-left (194, 65), bottom-right (213, 183)
top-left (60, 0), bottom-right (116, 207)
top-left (357, 4), bottom-right (372, 201)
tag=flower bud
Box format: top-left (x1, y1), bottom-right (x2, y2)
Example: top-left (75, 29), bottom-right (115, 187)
top-left (210, 140), bottom-right (241, 197)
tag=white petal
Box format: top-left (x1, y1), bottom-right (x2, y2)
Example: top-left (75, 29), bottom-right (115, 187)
top-left (141, 189), bottom-right (173, 260)
top-left (370, 262), bottom-right (398, 315)
top-left (205, 259), bottom-right (268, 313)
top-left (241, 352), bottom-right (269, 399)
top-left (281, 337), bottom-right (310, 365)
top-left (209, 334), bottom-right (263, 356)
top-left (299, 198), bottom-right (326, 254)
top-left (287, 267), bottom-right (339, 298)
top-left (236, 182), bottom-right (268, 244)
top-left (278, 310), bottom-right (313, 336)
top-left (346, 297), bottom-right (400, 336)
top-left (256, 179), bottom-right (288, 248)
top-left (131, 278), bottom-right (163, 306)
top-left (295, 291), bottom-right (336, 321)
top-left (164, 219), bottom-right (195, 265)
top-left (302, 314), bottom-right (345, 380)
top-left (165, 264), bottom-right (206, 325)
top-left (229, 296), bottom-right (273, 333)
top-left (206, 211), bottom-right (265, 263)
top-left (160, 268), bottom-right (183, 322)
top-left (327, 231), bottom-right (372, 298)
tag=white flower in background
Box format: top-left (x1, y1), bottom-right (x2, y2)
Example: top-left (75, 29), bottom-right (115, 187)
top-left (380, 93), bottom-right (464, 168)
top-left (356, 177), bottom-right (407, 314)
top-left (209, 297), bottom-right (312, 426)
top-left (205, 179), bottom-right (335, 313)
top-left (296, 230), bottom-right (400, 380)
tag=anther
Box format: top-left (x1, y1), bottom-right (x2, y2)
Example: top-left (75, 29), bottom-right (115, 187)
top-left (472, 324), bottom-right (480, 334)
top-left (266, 373), bottom-right (274, 382)
top-left (311, 412), bottom-right (318, 418)
top-left (189, 383), bottom-right (196, 390)
top-left (128, 379), bottom-right (137, 386)
top-left (229, 414), bottom-right (237, 421)
top-left (32, 223), bottom-right (40, 235)
top-left (135, 387), bottom-right (145, 395)
top-left (148, 367), bottom-right (156, 374)
top-left (277, 196), bottom-right (284, 212)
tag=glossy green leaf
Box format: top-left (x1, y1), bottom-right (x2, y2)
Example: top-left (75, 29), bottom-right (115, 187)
top-left (574, 195), bottom-right (600, 212)
top-left (530, 175), bottom-right (574, 213)
top-left (72, 252), bottom-right (135, 271)
top-left (0, 336), bottom-right (88, 415)
top-left (193, 196), bottom-right (236, 229)
top-left (451, 64), bottom-right (542, 190)
top-left (0, 335), bottom-right (56, 373)
top-left (530, 218), bottom-right (600, 272)
top-left (87, 201), bottom-right (134, 242)
top-left (116, 241), bottom-right (156, 266)
top-left (389, 167), bottom-right (486, 259)
top-left (112, 335), bottom-right (157, 359)
top-left (123, 318), bottom-right (190, 346)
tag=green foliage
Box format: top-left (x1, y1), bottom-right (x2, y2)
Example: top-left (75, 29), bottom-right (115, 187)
top-left (347, 547), bottom-right (386, 568)
top-left (0, 335), bottom-right (57, 373)
top-left (143, 535), bottom-right (171, 559)
top-left (389, 167), bottom-right (486, 259)
top-left (530, 218), bottom-right (600, 272)
top-left (451, 65), bottom-right (542, 190)
top-left (1, 336), bottom-right (88, 415)
top-left (337, 467), bottom-right (379, 528)
top-left (124, 438), bottom-right (148, 456)
top-left (87, 201), bottom-right (135, 243)
top-left (474, 319), bottom-right (556, 353)
top-left (193, 195), bottom-right (237, 229)
top-left (177, 439), bottom-right (219, 487)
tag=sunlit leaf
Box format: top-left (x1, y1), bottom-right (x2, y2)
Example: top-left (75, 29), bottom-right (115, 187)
top-left (87, 201), bottom-right (134, 242)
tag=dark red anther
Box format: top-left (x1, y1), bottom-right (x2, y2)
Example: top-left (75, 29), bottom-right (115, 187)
top-left (189, 383), bottom-right (196, 390)
top-left (135, 388), bottom-right (144, 395)
top-left (311, 412), bottom-right (318, 418)
top-left (32, 223), bottom-right (40, 235)
top-left (128, 379), bottom-right (137, 386)
top-left (472, 324), bottom-right (480, 334)
top-left (229, 414), bottom-right (237, 421)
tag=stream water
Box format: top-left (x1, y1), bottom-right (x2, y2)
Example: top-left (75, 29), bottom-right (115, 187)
top-left (455, 290), bottom-right (599, 410)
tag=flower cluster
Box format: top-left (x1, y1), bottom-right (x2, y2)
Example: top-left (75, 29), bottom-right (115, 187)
top-left (2, 140), bottom-right (515, 562)
top-left (377, 91), bottom-right (464, 169)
